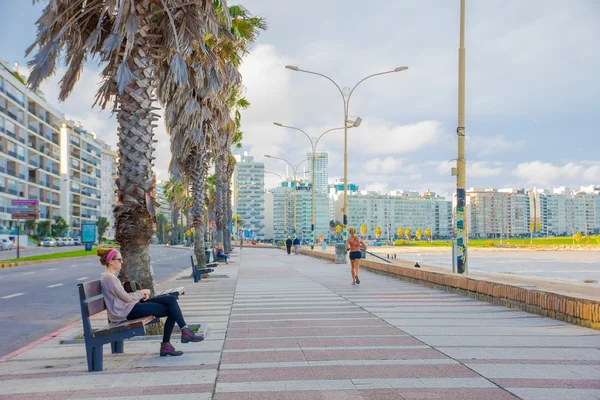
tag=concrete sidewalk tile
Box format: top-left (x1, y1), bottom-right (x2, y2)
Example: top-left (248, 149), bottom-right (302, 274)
top-left (3, 248), bottom-right (600, 399)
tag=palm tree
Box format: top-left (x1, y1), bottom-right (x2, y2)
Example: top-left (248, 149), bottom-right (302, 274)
top-left (424, 227), bottom-right (432, 242)
top-left (397, 227), bottom-right (404, 239)
top-left (158, 4), bottom-right (264, 267)
top-left (415, 229), bottom-right (423, 242)
top-left (360, 224), bottom-right (368, 238)
top-left (210, 6), bottom-right (265, 248)
top-left (374, 226), bottom-right (382, 239)
top-left (27, 0), bottom-right (229, 291)
top-left (232, 215), bottom-right (243, 240)
top-left (163, 179), bottom-right (186, 245)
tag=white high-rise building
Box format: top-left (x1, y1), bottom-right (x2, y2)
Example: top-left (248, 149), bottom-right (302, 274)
top-left (466, 188), bottom-right (530, 238)
top-left (307, 152), bottom-right (328, 194)
top-left (332, 190), bottom-right (452, 240)
top-left (59, 121), bottom-right (102, 237)
top-left (0, 63), bottom-right (63, 234)
top-left (539, 190), bottom-right (599, 236)
top-left (233, 154), bottom-right (265, 239)
top-left (98, 139), bottom-right (117, 239)
top-left (268, 180), bottom-right (329, 241)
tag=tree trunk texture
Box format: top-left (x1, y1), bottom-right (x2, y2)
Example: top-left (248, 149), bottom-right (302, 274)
top-left (224, 185), bottom-right (232, 252)
top-left (191, 148), bottom-right (210, 269)
top-left (114, 22), bottom-right (157, 292)
top-left (215, 153), bottom-right (226, 245)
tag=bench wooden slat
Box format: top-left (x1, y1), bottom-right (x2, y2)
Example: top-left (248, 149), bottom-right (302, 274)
top-left (82, 281), bottom-right (102, 298)
top-left (86, 298), bottom-right (106, 317)
top-left (94, 315), bottom-right (155, 337)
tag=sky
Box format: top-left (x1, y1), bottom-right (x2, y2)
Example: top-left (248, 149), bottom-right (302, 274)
top-left (1, 0), bottom-right (599, 198)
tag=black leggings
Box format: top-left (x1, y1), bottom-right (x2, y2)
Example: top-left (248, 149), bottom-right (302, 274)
top-left (127, 296), bottom-right (186, 343)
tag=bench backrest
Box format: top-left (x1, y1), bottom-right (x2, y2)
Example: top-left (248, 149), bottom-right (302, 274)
top-left (78, 280), bottom-right (106, 339)
top-left (190, 255), bottom-right (198, 274)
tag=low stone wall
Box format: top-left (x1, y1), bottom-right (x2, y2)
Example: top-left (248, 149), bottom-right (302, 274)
top-left (299, 249), bottom-right (600, 330)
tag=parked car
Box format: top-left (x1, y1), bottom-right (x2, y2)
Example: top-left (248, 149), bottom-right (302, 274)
top-left (62, 237), bottom-right (75, 246)
top-left (73, 238), bottom-right (81, 245)
top-left (40, 238), bottom-right (56, 247)
top-left (54, 237), bottom-right (64, 247)
top-left (0, 238), bottom-right (14, 251)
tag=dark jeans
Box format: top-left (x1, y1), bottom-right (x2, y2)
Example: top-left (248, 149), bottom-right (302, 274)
top-left (127, 296), bottom-right (186, 343)
top-left (286, 245), bottom-right (291, 254)
top-left (217, 252), bottom-right (228, 261)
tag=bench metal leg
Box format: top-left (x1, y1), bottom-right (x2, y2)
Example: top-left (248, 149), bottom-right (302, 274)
top-left (111, 340), bottom-right (124, 354)
top-left (86, 345), bottom-right (103, 372)
top-left (193, 270), bottom-right (199, 283)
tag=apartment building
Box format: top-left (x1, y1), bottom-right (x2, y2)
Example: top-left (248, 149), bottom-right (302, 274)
top-left (60, 121), bottom-right (102, 236)
top-left (539, 189), bottom-right (599, 236)
top-left (307, 152), bottom-right (328, 194)
top-left (98, 139), bottom-right (117, 239)
top-left (0, 63), bottom-right (63, 231)
top-left (267, 179), bottom-right (329, 241)
top-left (232, 154), bottom-right (265, 239)
top-left (466, 188), bottom-right (530, 238)
top-left (332, 190), bottom-right (453, 239)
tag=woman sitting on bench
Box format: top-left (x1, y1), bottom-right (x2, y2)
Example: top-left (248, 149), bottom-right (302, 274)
top-left (216, 242), bottom-right (229, 264)
top-left (97, 248), bottom-right (204, 357)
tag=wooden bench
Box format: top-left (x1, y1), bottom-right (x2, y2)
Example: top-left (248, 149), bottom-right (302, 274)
top-left (78, 280), bottom-right (156, 372)
top-left (190, 255), bottom-right (215, 282)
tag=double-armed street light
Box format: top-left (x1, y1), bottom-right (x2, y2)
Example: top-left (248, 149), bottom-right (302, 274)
top-left (285, 65), bottom-right (408, 259)
top-left (264, 155), bottom-right (319, 238)
top-left (273, 120), bottom-right (361, 249)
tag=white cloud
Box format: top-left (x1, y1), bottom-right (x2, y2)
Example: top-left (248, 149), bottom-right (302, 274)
top-left (469, 135), bottom-right (526, 156)
top-left (348, 120), bottom-right (443, 155)
top-left (514, 161), bottom-right (600, 186)
top-left (364, 157), bottom-right (403, 174)
top-left (469, 162), bottom-right (503, 177)
top-left (364, 182), bottom-right (388, 193)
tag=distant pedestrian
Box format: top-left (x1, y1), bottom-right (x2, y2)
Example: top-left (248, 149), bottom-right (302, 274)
top-left (321, 239), bottom-right (327, 252)
top-left (346, 228), bottom-right (367, 285)
top-left (285, 237), bottom-right (292, 255)
top-left (293, 237), bottom-right (300, 255)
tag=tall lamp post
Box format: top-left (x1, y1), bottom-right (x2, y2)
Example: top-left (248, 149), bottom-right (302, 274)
top-left (451, 0), bottom-right (468, 274)
top-left (264, 156), bottom-right (312, 237)
top-left (264, 171), bottom-right (291, 238)
top-left (273, 122), bottom-right (361, 249)
top-left (285, 65), bottom-right (408, 257)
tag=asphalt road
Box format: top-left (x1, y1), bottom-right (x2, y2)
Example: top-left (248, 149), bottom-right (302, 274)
top-left (0, 244), bottom-right (88, 261)
top-left (0, 246), bottom-right (194, 358)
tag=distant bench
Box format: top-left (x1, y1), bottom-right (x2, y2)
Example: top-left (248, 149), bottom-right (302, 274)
top-left (78, 280), bottom-right (184, 372)
top-left (190, 255), bottom-right (217, 282)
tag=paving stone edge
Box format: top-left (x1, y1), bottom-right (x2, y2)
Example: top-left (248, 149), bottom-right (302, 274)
top-left (299, 248), bottom-right (600, 330)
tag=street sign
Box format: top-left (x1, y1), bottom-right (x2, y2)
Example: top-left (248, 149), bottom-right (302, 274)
top-left (209, 220), bottom-right (216, 232)
top-left (11, 213), bottom-right (38, 220)
top-left (81, 224), bottom-right (97, 244)
top-left (12, 200), bottom-right (39, 206)
top-left (185, 229), bottom-right (191, 236)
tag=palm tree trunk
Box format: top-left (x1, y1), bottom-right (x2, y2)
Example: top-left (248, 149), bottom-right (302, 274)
top-left (114, 30), bottom-right (157, 291)
top-left (215, 152), bottom-right (225, 245)
top-left (224, 184), bottom-right (232, 252)
top-left (170, 208), bottom-right (179, 245)
top-left (191, 148), bottom-right (209, 269)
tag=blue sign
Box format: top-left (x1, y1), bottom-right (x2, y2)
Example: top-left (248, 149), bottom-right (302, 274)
top-left (81, 224), bottom-right (97, 243)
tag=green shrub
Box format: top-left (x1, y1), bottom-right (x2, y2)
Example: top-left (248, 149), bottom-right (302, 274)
top-left (394, 239), bottom-right (407, 246)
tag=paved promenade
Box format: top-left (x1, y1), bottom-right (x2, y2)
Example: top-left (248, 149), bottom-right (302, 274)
top-left (0, 247), bottom-right (599, 399)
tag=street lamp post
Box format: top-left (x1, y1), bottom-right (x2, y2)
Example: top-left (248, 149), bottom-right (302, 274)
top-left (264, 156), bottom-right (311, 238)
top-left (273, 123), bottom-right (359, 250)
top-left (286, 65), bottom-right (408, 259)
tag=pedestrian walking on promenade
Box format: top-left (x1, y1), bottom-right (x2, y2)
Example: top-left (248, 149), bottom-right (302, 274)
top-left (346, 228), bottom-right (367, 285)
top-left (97, 248), bottom-right (204, 357)
top-left (285, 237), bottom-right (292, 255)
top-left (293, 237), bottom-right (300, 255)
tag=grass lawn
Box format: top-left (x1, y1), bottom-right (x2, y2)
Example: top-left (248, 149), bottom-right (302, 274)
top-left (4, 248), bottom-right (100, 263)
top-left (389, 236), bottom-right (599, 248)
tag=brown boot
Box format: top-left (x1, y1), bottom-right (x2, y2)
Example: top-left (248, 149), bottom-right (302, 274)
top-left (160, 342), bottom-right (183, 357)
top-left (181, 328), bottom-right (204, 343)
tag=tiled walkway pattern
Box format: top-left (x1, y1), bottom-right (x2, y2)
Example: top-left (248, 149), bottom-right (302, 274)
top-left (0, 248), bottom-right (599, 399)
